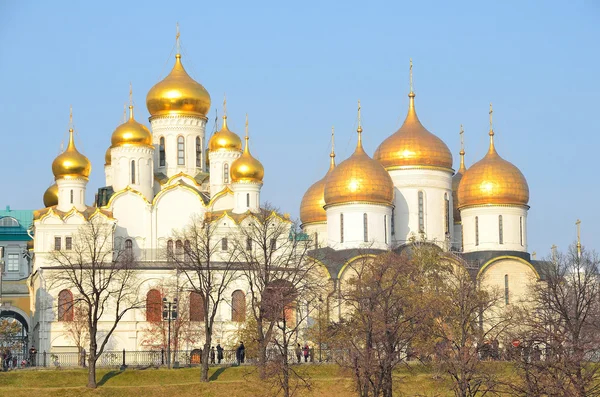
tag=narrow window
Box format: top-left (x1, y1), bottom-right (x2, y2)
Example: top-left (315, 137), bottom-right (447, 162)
top-left (246, 193), bottom-right (250, 207)
top-left (519, 217), bottom-right (523, 246)
top-left (340, 213), bottom-right (344, 243)
top-left (159, 137), bottom-right (165, 167)
top-left (391, 209), bottom-right (395, 236)
top-left (221, 237), bottom-right (228, 251)
top-left (224, 163), bottom-right (229, 184)
top-left (146, 289), bottom-right (161, 322)
top-left (65, 237), bottom-right (72, 251)
top-left (54, 236), bottom-right (61, 251)
top-left (363, 213), bottom-right (368, 242)
top-left (270, 238), bottom-right (276, 251)
top-left (246, 237), bottom-right (252, 251)
top-left (190, 291), bottom-right (205, 321)
top-left (196, 137), bottom-right (201, 167)
top-left (444, 193), bottom-right (450, 234)
top-left (418, 191), bottom-right (425, 233)
top-left (58, 290), bottom-right (74, 321)
top-left (231, 290), bottom-right (246, 322)
top-left (475, 216), bottom-right (479, 246)
top-left (167, 239), bottom-right (173, 260)
top-left (504, 274), bottom-right (509, 305)
top-left (176, 240), bottom-right (184, 258)
top-left (384, 215), bottom-right (388, 244)
top-left (70, 190), bottom-right (74, 204)
top-left (125, 239), bottom-right (133, 252)
top-left (177, 136), bottom-right (185, 165)
top-left (499, 215), bottom-right (504, 244)
top-left (131, 160), bottom-right (136, 184)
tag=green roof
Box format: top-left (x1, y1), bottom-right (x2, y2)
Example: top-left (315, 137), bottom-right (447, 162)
top-left (0, 206), bottom-right (33, 241)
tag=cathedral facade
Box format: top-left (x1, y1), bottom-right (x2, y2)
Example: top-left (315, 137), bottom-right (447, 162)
top-left (29, 44), bottom-right (541, 353)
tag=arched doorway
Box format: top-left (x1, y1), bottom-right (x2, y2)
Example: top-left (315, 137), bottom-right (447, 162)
top-left (0, 310), bottom-right (29, 358)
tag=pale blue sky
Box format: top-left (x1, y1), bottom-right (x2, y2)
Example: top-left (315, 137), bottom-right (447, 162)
top-left (0, 0), bottom-right (598, 255)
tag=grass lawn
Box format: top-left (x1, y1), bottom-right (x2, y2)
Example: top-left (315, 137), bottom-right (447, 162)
top-left (0, 363), bottom-right (510, 396)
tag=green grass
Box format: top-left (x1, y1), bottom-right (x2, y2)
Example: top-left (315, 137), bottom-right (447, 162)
top-left (0, 363), bottom-right (510, 397)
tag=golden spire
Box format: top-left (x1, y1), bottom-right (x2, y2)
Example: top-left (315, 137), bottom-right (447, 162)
top-left (69, 105), bottom-right (73, 130)
top-left (222, 94), bottom-right (228, 129)
top-left (244, 112), bottom-right (249, 150)
top-left (357, 100), bottom-right (363, 148)
top-left (330, 126), bottom-right (336, 170)
top-left (175, 22), bottom-right (181, 56)
top-left (488, 103), bottom-right (496, 153)
top-left (576, 219), bottom-right (582, 258)
top-left (459, 124), bottom-right (466, 170)
top-left (128, 82), bottom-right (134, 120)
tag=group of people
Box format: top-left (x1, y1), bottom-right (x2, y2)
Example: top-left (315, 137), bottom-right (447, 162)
top-left (201, 342), bottom-right (245, 365)
top-left (295, 343), bottom-right (311, 363)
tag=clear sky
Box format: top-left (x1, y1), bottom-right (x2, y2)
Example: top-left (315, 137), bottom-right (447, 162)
top-left (0, 0), bottom-right (598, 256)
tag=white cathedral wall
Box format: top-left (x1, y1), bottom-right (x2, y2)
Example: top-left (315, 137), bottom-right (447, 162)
top-left (453, 223), bottom-right (463, 251)
top-left (208, 150), bottom-right (242, 195)
top-left (150, 115), bottom-right (207, 178)
top-left (479, 258), bottom-right (538, 307)
top-left (388, 168), bottom-right (453, 247)
top-left (111, 146), bottom-right (155, 201)
top-left (104, 164), bottom-right (113, 187)
top-left (461, 206), bottom-right (528, 253)
top-left (154, 188), bottom-right (206, 246)
top-left (56, 177), bottom-right (87, 212)
top-left (302, 222), bottom-right (328, 249)
top-left (111, 193), bottom-right (152, 253)
top-left (326, 203), bottom-right (391, 250)
top-left (232, 183), bottom-right (261, 214)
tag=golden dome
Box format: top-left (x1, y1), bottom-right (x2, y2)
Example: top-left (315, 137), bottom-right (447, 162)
top-left (105, 147), bottom-right (112, 165)
top-left (300, 132), bottom-right (336, 225)
top-left (111, 105), bottom-right (153, 148)
top-left (452, 144), bottom-right (467, 222)
top-left (43, 183), bottom-right (58, 207)
top-left (324, 120), bottom-right (394, 207)
top-left (457, 128), bottom-right (529, 209)
top-left (374, 92), bottom-right (453, 171)
top-left (208, 115), bottom-right (242, 152)
top-left (146, 53), bottom-right (211, 117)
top-left (231, 120), bottom-right (264, 183)
top-left (52, 128), bottom-right (91, 179)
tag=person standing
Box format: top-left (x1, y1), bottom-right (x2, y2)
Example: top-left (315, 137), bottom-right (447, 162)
top-left (210, 346), bottom-right (216, 364)
top-left (216, 343), bottom-right (224, 364)
top-left (29, 346), bottom-right (37, 367)
top-left (295, 343), bottom-right (302, 363)
top-left (236, 342), bottom-right (245, 365)
top-left (303, 344), bottom-right (309, 363)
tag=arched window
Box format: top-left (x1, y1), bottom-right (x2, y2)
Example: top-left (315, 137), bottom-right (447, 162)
top-left (167, 240), bottom-right (174, 260)
top-left (246, 193), bottom-right (250, 207)
top-left (177, 136), bottom-right (185, 165)
top-left (340, 213), bottom-right (344, 243)
top-left (475, 216), bottom-right (479, 246)
top-left (184, 240), bottom-right (191, 260)
top-left (176, 240), bottom-right (184, 259)
top-left (196, 137), bottom-right (201, 167)
top-left (131, 160), bottom-right (136, 184)
top-left (70, 189), bottom-right (74, 204)
top-left (224, 163), bottom-right (229, 184)
top-left (444, 193), bottom-right (450, 234)
top-left (504, 274), bottom-right (509, 305)
top-left (221, 237), bottom-right (228, 251)
top-left (58, 289), bottom-right (74, 321)
top-left (159, 137), bottom-right (166, 167)
top-left (189, 291), bottom-right (205, 322)
top-left (146, 289), bottom-right (162, 322)
top-left (363, 213), bottom-right (368, 242)
top-left (125, 239), bottom-right (133, 252)
top-left (418, 191), bottom-right (425, 233)
top-left (499, 215), bottom-right (504, 244)
top-left (232, 290), bottom-right (246, 322)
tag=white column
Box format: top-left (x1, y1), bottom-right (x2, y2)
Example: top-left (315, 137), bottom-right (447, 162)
top-left (461, 206), bottom-right (528, 253)
top-left (326, 203), bottom-right (392, 250)
top-left (232, 182), bottom-right (261, 214)
top-left (111, 146), bottom-right (155, 201)
top-left (209, 150), bottom-right (242, 196)
top-left (56, 177), bottom-right (87, 212)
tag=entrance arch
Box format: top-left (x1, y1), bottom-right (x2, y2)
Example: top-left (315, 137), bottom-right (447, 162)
top-left (0, 309), bottom-right (30, 358)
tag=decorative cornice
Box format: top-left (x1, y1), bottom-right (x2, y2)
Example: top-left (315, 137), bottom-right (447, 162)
top-left (324, 201), bottom-right (393, 210)
top-left (386, 165), bottom-right (454, 174)
top-left (459, 203), bottom-right (530, 211)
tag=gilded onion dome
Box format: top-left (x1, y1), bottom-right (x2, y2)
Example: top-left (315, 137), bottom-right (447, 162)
top-left (43, 183), bottom-right (58, 207)
top-left (208, 115), bottom-right (242, 152)
top-left (452, 126), bottom-right (467, 222)
top-left (146, 53), bottom-right (211, 117)
top-left (111, 104), bottom-right (153, 148)
top-left (105, 147), bottom-right (112, 165)
top-left (231, 118), bottom-right (264, 183)
top-left (457, 110), bottom-right (529, 208)
top-left (300, 129), bottom-right (336, 225)
top-left (52, 128), bottom-right (91, 180)
top-left (324, 110), bottom-right (394, 207)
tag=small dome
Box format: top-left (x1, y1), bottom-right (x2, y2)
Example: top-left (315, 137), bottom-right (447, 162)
top-left (208, 116), bottom-right (242, 152)
top-left (457, 130), bottom-right (529, 208)
top-left (231, 135), bottom-right (264, 183)
top-left (452, 149), bottom-right (466, 222)
top-left (374, 92), bottom-right (453, 171)
top-left (43, 183), bottom-right (58, 207)
top-left (300, 152), bottom-right (335, 225)
top-left (324, 127), bottom-right (394, 207)
top-left (111, 105), bottom-right (153, 148)
top-left (146, 54), bottom-right (211, 117)
top-left (52, 129), bottom-right (91, 179)
top-left (105, 147), bottom-right (112, 165)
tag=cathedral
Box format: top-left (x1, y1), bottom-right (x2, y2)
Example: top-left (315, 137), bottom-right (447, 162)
top-left (28, 40), bottom-right (542, 353)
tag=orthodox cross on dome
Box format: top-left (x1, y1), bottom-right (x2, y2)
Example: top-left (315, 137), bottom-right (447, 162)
top-left (459, 124), bottom-right (465, 154)
top-left (356, 100), bottom-right (363, 147)
top-left (245, 113), bottom-right (249, 139)
top-left (532, 251), bottom-right (536, 260)
top-left (223, 93), bottom-right (227, 117)
top-left (489, 103), bottom-right (494, 133)
top-left (175, 22), bottom-right (181, 55)
top-left (69, 104), bottom-right (73, 130)
top-left (576, 219), bottom-right (582, 258)
top-left (331, 126), bottom-right (335, 158)
top-left (129, 82), bottom-right (134, 119)
top-left (409, 58), bottom-right (414, 94)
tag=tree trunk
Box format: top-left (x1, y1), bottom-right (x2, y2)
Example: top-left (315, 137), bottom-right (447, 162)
top-left (201, 339), bottom-right (211, 382)
top-left (87, 356), bottom-right (97, 388)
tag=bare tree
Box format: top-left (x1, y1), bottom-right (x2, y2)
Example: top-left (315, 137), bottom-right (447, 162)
top-left (168, 215), bottom-right (239, 382)
top-left (63, 303), bottom-right (90, 365)
top-left (333, 251), bottom-right (428, 397)
top-left (509, 244), bottom-right (600, 397)
top-left (48, 216), bottom-right (141, 388)
top-left (232, 205), bottom-right (320, 389)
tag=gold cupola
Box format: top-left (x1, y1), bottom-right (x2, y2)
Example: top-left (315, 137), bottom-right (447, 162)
top-left (43, 183), bottom-right (59, 207)
top-left (208, 98), bottom-right (242, 152)
top-left (105, 147), bottom-right (112, 165)
top-left (457, 105), bottom-right (529, 208)
top-left (146, 47), bottom-right (211, 117)
top-left (300, 127), bottom-right (336, 225)
top-left (452, 125), bottom-right (467, 222)
top-left (374, 60), bottom-right (453, 171)
top-left (230, 115), bottom-right (264, 183)
top-left (324, 103), bottom-right (394, 207)
top-left (112, 88), bottom-right (153, 148)
top-left (52, 113), bottom-right (92, 180)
